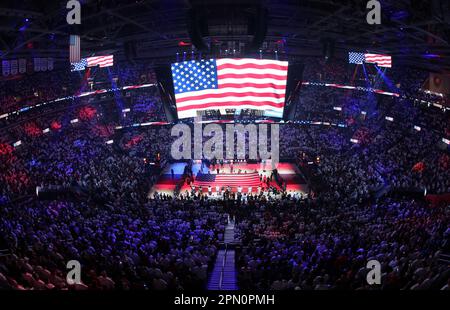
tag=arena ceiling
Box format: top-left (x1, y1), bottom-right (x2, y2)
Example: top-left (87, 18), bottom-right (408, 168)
top-left (0, 0), bottom-right (449, 72)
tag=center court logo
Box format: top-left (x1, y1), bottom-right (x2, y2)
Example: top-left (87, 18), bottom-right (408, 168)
top-left (171, 116), bottom-right (279, 167)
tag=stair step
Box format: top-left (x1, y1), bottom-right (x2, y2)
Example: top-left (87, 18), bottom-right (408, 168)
top-left (207, 218), bottom-right (238, 290)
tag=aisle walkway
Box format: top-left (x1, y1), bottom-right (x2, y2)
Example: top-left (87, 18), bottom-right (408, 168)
top-left (207, 217), bottom-right (238, 290)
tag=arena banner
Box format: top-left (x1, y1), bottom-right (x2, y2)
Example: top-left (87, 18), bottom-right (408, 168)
top-left (2, 60), bottom-right (10, 76)
top-left (34, 58), bottom-right (40, 72)
top-left (10, 59), bottom-right (18, 75)
top-left (41, 58), bottom-right (48, 72)
top-left (19, 59), bottom-right (27, 74)
top-left (47, 58), bottom-right (54, 71)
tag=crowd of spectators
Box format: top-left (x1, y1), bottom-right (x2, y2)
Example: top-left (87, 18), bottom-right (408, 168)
top-left (235, 197), bottom-right (449, 290)
top-left (0, 198), bottom-right (226, 290)
top-left (0, 72), bottom-right (81, 115)
top-left (0, 60), bottom-right (448, 290)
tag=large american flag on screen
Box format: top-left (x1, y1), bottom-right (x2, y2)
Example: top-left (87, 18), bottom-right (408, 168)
top-left (349, 52), bottom-right (392, 68)
top-left (171, 58), bottom-right (288, 118)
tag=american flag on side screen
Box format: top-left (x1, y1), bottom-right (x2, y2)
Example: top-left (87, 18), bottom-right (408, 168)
top-left (86, 55), bottom-right (114, 68)
top-left (194, 173), bottom-right (261, 190)
top-left (171, 58), bottom-right (288, 119)
top-left (69, 35), bottom-right (81, 63)
top-left (71, 55), bottom-right (114, 71)
top-left (71, 59), bottom-right (88, 71)
top-left (349, 52), bottom-right (392, 68)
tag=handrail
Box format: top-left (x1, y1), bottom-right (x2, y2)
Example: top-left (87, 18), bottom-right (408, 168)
top-left (218, 244), bottom-right (228, 290)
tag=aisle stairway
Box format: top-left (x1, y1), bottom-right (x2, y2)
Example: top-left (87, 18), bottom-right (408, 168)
top-left (207, 217), bottom-right (238, 290)
top-left (224, 217), bottom-right (236, 244)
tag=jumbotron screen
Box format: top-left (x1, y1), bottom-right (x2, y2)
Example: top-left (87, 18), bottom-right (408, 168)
top-left (171, 58), bottom-right (288, 118)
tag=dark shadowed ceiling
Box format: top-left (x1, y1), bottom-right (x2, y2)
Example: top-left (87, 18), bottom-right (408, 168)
top-left (0, 0), bottom-right (449, 72)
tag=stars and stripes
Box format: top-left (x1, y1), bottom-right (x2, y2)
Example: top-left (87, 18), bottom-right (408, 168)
top-left (69, 35), bottom-right (81, 63)
top-left (71, 55), bottom-right (114, 71)
top-left (171, 58), bottom-right (288, 119)
top-left (86, 55), bottom-right (114, 68)
top-left (349, 52), bottom-right (392, 68)
top-left (348, 52), bottom-right (365, 64)
top-left (365, 53), bottom-right (392, 67)
top-left (71, 58), bottom-right (88, 71)
top-left (193, 173), bottom-right (261, 190)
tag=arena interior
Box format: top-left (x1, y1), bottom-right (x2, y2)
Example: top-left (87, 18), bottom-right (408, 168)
top-left (0, 0), bottom-right (449, 300)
